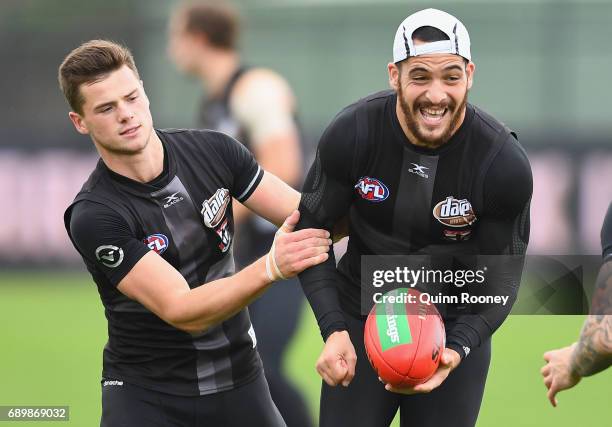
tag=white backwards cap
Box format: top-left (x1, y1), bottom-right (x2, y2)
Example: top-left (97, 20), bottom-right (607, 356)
top-left (392, 8), bottom-right (471, 63)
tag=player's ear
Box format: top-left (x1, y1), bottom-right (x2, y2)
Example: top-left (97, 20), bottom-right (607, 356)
top-left (466, 61), bottom-right (475, 90)
top-left (68, 111), bottom-right (90, 135)
top-left (388, 62), bottom-right (400, 91)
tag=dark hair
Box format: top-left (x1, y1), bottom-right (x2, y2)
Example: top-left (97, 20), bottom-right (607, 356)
top-left (58, 39), bottom-right (139, 114)
top-left (177, 1), bottom-right (239, 50)
top-left (411, 25), bottom-right (450, 43)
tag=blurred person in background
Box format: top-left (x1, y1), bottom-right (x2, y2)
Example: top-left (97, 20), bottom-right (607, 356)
top-left (296, 8), bottom-right (532, 427)
top-left (59, 39), bottom-right (331, 426)
top-left (167, 2), bottom-right (312, 427)
top-left (541, 201), bottom-right (612, 407)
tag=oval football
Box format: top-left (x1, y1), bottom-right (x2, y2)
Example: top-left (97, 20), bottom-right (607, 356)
top-left (364, 288), bottom-right (445, 388)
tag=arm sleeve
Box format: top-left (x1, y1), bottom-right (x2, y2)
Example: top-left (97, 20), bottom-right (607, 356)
top-left (446, 136), bottom-right (533, 359)
top-left (297, 107), bottom-right (358, 340)
top-left (207, 131), bottom-right (264, 202)
top-left (69, 201), bottom-right (151, 287)
top-left (601, 202), bottom-right (612, 261)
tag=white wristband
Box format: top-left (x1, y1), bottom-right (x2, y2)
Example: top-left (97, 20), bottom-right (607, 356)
top-left (265, 252), bottom-right (276, 282)
top-left (265, 230), bottom-right (287, 282)
top-left (270, 238), bottom-right (286, 280)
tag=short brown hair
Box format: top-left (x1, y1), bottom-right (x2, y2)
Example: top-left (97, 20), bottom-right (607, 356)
top-left (58, 39), bottom-right (140, 114)
top-left (176, 1), bottom-right (239, 50)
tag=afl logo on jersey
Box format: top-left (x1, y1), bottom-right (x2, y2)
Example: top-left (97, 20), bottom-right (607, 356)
top-left (201, 188), bottom-right (230, 228)
top-left (355, 177), bottom-right (389, 202)
top-left (433, 197), bottom-right (477, 228)
top-left (144, 234), bottom-right (169, 255)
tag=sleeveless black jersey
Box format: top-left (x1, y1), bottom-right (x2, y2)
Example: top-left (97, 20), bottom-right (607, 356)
top-left (298, 90), bottom-right (533, 358)
top-left (199, 66), bottom-right (252, 151)
top-left (64, 129), bottom-right (264, 396)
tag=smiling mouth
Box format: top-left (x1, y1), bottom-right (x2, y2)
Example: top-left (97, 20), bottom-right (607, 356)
top-left (120, 125), bottom-right (141, 136)
top-left (419, 107), bottom-right (448, 126)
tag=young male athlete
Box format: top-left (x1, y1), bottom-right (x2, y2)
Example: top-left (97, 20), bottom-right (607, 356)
top-left (541, 202), bottom-right (612, 407)
top-left (296, 8), bottom-right (533, 427)
top-left (167, 3), bottom-right (312, 426)
top-left (59, 40), bottom-right (330, 426)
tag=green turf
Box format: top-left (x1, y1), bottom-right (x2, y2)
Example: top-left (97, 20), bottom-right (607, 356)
top-left (1, 272), bottom-right (610, 426)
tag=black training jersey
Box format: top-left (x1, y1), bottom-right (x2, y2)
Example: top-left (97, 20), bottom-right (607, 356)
top-left (64, 129), bottom-right (264, 396)
top-left (298, 90), bottom-right (532, 358)
top-left (602, 202), bottom-right (612, 261)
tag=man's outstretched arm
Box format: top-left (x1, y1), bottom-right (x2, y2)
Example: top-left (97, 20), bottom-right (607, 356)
top-left (542, 260), bottom-right (612, 407)
top-left (542, 202), bottom-right (612, 407)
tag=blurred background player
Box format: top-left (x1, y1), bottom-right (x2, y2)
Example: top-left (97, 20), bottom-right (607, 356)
top-left (541, 201), bottom-right (612, 407)
top-left (296, 8), bottom-right (532, 427)
top-left (167, 2), bottom-right (311, 427)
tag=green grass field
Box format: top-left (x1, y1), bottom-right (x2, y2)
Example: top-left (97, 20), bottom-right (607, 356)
top-left (0, 272), bottom-right (610, 426)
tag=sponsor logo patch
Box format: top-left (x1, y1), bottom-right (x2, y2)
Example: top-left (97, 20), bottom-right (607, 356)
top-left (408, 163), bottom-right (429, 179)
top-left (433, 197), bottom-right (477, 228)
top-left (355, 177), bottom-right (389, 202)
top-left (201, 188), bottom-right (230, 229)
top-left (386, 314), bottom-right (400, 343)
top-left (215, 219), bottom-right (232, 253)
top-left (144, 234), bottom-right (169, 255)
top-left (95, 245), bottom-right (124, 268)
top-left (163, 192), bottom-right (184, 209)
top-left (443, 229), bottom-right (473, 241)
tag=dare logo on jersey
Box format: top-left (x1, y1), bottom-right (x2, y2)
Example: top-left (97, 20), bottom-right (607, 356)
top-left (201, 188), bottom-right (230, 229)
top-left (433, 197), bottom-right (477, 228)
top-left (355, 177), bottom-right (390, 202)
top-left (144, 234), bottom-right (169, 255)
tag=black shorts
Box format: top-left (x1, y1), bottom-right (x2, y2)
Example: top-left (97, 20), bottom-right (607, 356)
top-left (320, 313), bottom-right (491, 427)
top-left (101, 372), bottom-right (286, 427)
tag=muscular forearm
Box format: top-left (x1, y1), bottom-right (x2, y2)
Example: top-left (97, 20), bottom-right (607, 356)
top-left (571, 315), bottom-right (612, 377)
top-left (299, 266), bottom-right (348, 340)
top-left (168, 256), bottom-right (271, 333)
top-left (297, 207), bottom-right (348, 340)
top-left (571, 261), bottom-right (612, 376)
top-left (242, 172), bottom-right (301, 228)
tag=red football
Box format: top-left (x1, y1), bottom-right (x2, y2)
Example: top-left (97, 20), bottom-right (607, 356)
top-left (364, 288), bottom-right (445, 387)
